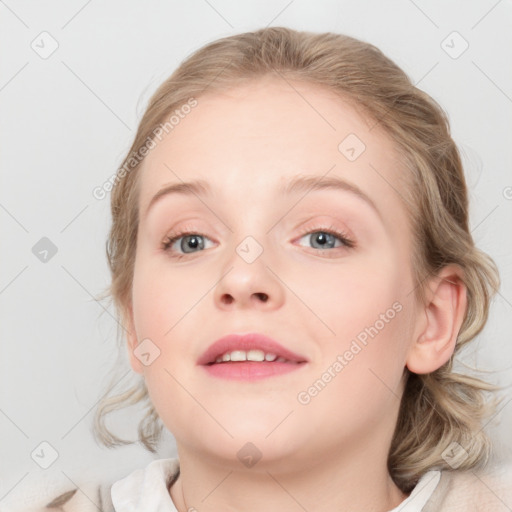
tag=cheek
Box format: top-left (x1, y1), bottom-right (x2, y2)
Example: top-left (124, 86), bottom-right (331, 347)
top-left (290, 249), bottom-right (406, 335)
top-left (131, 253), bottom-right (208, 341)
top-left (297, 305), bottom-right (411, 438)
top-left (291, 247), bottom-right (412, 391)
top-left (130, 258), bottom-right (205, 435)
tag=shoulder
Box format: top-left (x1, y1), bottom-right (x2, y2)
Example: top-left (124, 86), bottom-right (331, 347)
top-left (423, 462), bottom-right (512, 512)
top-left (2, 459), bottom-right (179, 512)
top-left (110, 458), bottom-right (180, 511)
top-left (1, 472), bottom-right (116, 512)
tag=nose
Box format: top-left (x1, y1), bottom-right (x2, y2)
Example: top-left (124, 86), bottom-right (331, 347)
top-left (213, 244), bottom-right (285, 310)
top-left (221, 291), bottom-right (269, 305)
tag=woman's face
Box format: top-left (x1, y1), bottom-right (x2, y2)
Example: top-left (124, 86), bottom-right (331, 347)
top-left (126, 77), bottom-right (423, 468)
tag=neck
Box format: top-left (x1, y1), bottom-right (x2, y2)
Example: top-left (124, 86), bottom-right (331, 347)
top-left (169, 441), bottom-right (408, 512)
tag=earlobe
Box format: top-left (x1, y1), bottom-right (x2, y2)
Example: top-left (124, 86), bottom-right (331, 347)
top-left (406, 266), bottom-right (467, 375)
top-left (125, 305), bottom-right (144, 375)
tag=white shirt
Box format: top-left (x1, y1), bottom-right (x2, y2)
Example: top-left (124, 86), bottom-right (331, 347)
top-left (388, 470), bottom-right (441, 511)
top-left (110, 458), bottom-right (441, 512)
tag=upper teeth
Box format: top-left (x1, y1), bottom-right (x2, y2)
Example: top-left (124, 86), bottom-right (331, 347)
top-left (214, 350), bottom-right (288, 363)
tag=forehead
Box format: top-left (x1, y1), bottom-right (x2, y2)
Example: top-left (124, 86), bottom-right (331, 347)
top-left (137, 77), bottom-right (409, 226)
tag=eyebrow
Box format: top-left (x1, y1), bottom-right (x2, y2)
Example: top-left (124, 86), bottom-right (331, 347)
top-left (144, 174), bottom-right (381, 220)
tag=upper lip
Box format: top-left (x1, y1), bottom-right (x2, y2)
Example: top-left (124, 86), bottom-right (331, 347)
top-left (197, 333), bottom-right (308, 365)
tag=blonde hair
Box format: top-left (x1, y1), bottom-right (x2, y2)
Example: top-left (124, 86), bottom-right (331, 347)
top-left (93, 27), bottom-right (503, 493)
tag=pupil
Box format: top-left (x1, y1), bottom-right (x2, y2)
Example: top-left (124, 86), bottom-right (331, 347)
top-left (317, 233), bottom-right (327, 245)
top-left (312, 232), bottom-right (335, 249)
top-left (183, 235), bottom-right (203, 253)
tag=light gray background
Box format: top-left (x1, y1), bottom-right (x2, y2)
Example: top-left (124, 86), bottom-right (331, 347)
top-left (1, 0), bottom-right (511, 507)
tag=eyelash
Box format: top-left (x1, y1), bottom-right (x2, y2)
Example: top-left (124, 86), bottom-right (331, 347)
top-left (161, 224), bottom-right (355, 259)
top-left (296, 224), bottom-right (355, 250)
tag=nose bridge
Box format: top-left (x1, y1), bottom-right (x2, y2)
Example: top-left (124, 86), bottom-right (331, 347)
top-left (212, 212), bottom-right (284, 309)
top-left (230, 195), bottom-right (282, 268)
top-left (228, 194), bottom-right (274, 257)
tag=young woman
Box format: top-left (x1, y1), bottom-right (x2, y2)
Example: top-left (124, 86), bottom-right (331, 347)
top-left (22, 27), bottom-right (512, 512)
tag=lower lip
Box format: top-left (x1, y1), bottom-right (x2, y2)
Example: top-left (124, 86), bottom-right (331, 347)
top-left (201, 361), bottom-right (305, 380)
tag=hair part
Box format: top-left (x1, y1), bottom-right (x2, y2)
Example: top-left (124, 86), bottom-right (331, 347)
top-left (92, 27), bottom-right (502, 493)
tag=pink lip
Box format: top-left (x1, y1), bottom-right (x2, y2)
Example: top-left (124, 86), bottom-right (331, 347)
top-left (197, 333), bottom-right (308, 380)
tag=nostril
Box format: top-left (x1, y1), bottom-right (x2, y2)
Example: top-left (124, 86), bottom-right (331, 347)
top-left (255, 292), bottom-right (268, 301)
top-left (221, 294), bottom-right (234, 304)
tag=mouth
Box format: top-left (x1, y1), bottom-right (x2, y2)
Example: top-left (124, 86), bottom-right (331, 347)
top-left (197, 332), bottom-right (308, 380)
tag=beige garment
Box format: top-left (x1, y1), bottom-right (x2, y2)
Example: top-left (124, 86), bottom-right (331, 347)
top-left (5, 459), bottom-right (512, 512)
top-left (421, 464), bottom-right (512, 512)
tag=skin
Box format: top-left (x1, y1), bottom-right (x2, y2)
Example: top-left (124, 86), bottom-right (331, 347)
top-left (125, 76), bottom-right (467, 512)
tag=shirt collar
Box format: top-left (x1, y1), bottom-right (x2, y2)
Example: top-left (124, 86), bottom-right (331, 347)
top-left (110, 458), bottom-right (180, 512)
top-left (110, 457), bottom-right (440, 512)
top-left (387, 471), bottom-right (441, 512)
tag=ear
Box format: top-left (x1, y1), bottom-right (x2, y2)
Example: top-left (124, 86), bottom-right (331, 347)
top-left (406, 265), bottom-right (467, 374)
top-left (125, 304), bottom-right (144, 375)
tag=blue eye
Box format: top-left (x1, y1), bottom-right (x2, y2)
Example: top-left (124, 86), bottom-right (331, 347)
top-left (161, 226), bottom-right (355, 260)
top-left (162, 232), bottom-right (214, 257)
top-left (296, 227), bottom-right (354, 250)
